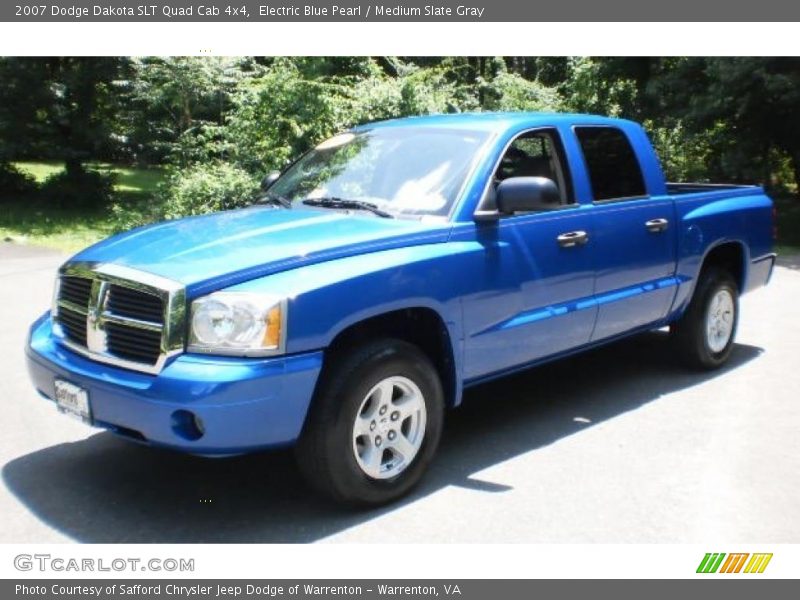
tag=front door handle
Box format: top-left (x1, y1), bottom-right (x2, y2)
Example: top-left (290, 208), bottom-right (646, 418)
top-left (557, 230), bottom-right (589, 248)
top-left (645, 218), bottom-right (669, 233)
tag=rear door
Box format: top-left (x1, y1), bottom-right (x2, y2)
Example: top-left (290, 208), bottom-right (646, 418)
top-left (574, 126), bottom-right (677, 341)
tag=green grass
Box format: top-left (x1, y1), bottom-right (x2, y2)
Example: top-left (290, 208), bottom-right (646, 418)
top-left (0, 161), bottom-right (165, 253)
top-left (12, 160), bottom-right (65, 182)
top-left (0, 204), bottom-right (118, 253)
top-left (13, 160), bottom-right (164, 194)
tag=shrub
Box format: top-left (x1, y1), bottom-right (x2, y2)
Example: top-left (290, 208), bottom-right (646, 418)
top-left (110, 196), bottom-right (168, 232)
top-left (39, 168), bottom-right (115, 209)
top-left (0, 162), bottom-right (37, 198)
top-left (158, 162), bottom-right (259, 219)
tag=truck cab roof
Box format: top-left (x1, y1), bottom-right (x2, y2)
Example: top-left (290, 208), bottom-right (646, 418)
top-left (354, 111), bottom-right (638, 134)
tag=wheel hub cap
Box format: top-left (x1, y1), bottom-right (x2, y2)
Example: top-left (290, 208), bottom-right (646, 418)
top-left (352, 376), bottom-right (427, 480)
top-left (706, 289), bottom-right (735, 353)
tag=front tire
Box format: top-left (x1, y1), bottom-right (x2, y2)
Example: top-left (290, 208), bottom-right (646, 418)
top-left (295, 339), bottom-right (444, 506)
top-left (671, 267), bottom-right (739, 370)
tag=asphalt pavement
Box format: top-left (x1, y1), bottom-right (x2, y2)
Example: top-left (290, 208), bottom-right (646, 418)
top-left (1, 241), bottom-right (798, 543)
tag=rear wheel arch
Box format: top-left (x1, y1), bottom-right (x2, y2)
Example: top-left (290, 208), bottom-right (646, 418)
top-left (697, 240), bottom-right (747, 293)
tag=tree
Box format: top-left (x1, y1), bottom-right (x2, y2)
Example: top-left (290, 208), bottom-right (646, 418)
top-left (123, 57), bottom-right (259, 164)
top-left (560, 57), bottom-right (800, 190)
top-left (694, 58), bottom-right (800, 190)
top-left (0, 57), bottom-right (126, 177)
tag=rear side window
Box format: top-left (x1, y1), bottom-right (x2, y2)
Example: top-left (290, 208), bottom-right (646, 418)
top-left (575, 127), bottom-right (646, 201)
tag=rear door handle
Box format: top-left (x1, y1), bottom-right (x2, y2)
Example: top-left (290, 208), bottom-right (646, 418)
top-left (557, 230), bottom-right (589, 248)
top-left (645, 218), bottom-right (669, 233)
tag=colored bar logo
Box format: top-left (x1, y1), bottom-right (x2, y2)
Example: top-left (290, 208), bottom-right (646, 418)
top-left (697, 553), bottom-right (773, 574)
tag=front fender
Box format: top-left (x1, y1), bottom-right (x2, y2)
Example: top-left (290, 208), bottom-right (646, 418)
top-left (225, 241), bottom-right (487, 357)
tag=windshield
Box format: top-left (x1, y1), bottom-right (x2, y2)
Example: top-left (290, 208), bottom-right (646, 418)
top-left (267, 127), bottom-right (491, 217)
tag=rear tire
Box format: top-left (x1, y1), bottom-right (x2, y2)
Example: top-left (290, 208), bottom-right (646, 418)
top-left (295, 339), bottom-right (444, 506)
top-left (671, 267), bottom-right (739, 370)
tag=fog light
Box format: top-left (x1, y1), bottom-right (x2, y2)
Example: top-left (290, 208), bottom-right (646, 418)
top-left (171, 410), bottom-right (205, 441)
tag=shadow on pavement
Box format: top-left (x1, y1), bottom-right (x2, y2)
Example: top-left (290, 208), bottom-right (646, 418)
top-left (776, 253), bottom-right (800, 271)
top-left (3, 331), bottom-right (762, 543)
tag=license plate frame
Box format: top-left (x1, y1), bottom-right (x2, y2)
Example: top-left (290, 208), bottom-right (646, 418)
top-left (54, 379), bottom-right (92, 424)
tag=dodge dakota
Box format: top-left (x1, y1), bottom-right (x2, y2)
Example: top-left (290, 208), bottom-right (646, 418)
top-left (26, 113), bottom-right (776, 504)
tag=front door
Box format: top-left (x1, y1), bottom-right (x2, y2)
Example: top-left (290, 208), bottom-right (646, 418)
top-left (460, 128), bottom-right (597, 381)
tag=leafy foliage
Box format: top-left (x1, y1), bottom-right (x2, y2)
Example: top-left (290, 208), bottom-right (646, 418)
top-left (0, 162), bottom-right (37, 198)
top-left (479, 71), bottom-right (564, 112)
top-left (156, 162), bottom-right (259, 219)
top-left (2, 56), bottom-right (800, 223)
top-left (644, 119), bottom-right (718, 183)
top-left (223, 59), bottom-right (353, 173)
top-left (209, 58), bottom-right (565, 178)
top-left (0, 57), bottom-right (126, 167)
top-left (123, 57), bottom-right (260, 165)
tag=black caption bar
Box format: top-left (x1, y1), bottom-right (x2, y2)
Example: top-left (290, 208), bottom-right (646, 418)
top-left (4, 0), bottom-right (800, 21)
top-left (3, 580), bottom-right (796, 600)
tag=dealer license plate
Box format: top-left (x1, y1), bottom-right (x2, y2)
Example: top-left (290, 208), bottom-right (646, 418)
top-left (54, 379), bottom-right (92, 423)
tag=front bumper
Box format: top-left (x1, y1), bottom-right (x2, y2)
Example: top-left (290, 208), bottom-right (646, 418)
top-left (26, 313), bottom-right (323, 455)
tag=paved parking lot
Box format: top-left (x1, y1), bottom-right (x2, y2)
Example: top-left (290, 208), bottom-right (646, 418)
top-left (1, 241), bottom-right (798, 543)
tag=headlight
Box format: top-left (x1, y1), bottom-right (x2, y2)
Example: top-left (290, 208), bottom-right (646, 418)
top-left (187, 292), bottom-right (286, 356)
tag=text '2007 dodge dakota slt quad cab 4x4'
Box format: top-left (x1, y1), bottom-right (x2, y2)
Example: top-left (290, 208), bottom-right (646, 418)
top-left (26, 113), bottom-right (775, 505)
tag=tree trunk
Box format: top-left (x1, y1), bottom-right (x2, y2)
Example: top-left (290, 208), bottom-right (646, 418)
top-left (64, 156), bottom-right (85, 179)
top-left (791, 149), bottom-right (800, 197)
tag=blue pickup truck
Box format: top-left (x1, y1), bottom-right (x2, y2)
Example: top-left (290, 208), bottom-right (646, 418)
top-left (26, 113), bottom-right (775, 504)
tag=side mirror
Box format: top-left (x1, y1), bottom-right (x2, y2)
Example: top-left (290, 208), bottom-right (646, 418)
top-left (496, 177), bottom-right (561, 214)
top-left (474, 176), bottom-right (562, 222)
top-left (261, 171), bottom-right (281, 191)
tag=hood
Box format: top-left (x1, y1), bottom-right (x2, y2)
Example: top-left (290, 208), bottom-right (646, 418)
top-left (72, 207), bottom-right (450, 295)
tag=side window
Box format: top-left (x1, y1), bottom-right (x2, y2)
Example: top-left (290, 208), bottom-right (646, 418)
top-left (575, 127), bottom-right (646, 201)
top-left (492, 130), bottom-right (573, 206)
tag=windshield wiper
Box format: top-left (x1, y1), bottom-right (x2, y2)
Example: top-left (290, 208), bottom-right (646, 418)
top-left (254, 193), bottom-right (292, 209)
top-left (302, 197), bottom-right (394, 218)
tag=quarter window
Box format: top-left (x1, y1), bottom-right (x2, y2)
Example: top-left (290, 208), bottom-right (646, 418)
top-left (575, 127), bottom-right (646, 201)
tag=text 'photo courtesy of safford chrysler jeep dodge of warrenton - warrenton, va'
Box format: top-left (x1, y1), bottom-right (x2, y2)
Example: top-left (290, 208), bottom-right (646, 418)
top-left (26, 112), bottom-right (775, 505)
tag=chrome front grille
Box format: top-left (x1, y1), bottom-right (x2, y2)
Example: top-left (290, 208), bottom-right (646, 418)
top-left (56, 303), bottom-right (89, 346)
top-left (52, 262), bottom-right (186, 374)
top-left (59, 276), bottom-right (93, 306)
top-left (107, 284), bottom-right (165, 322)
top-left (105, 321), bottom-right (163, 364)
